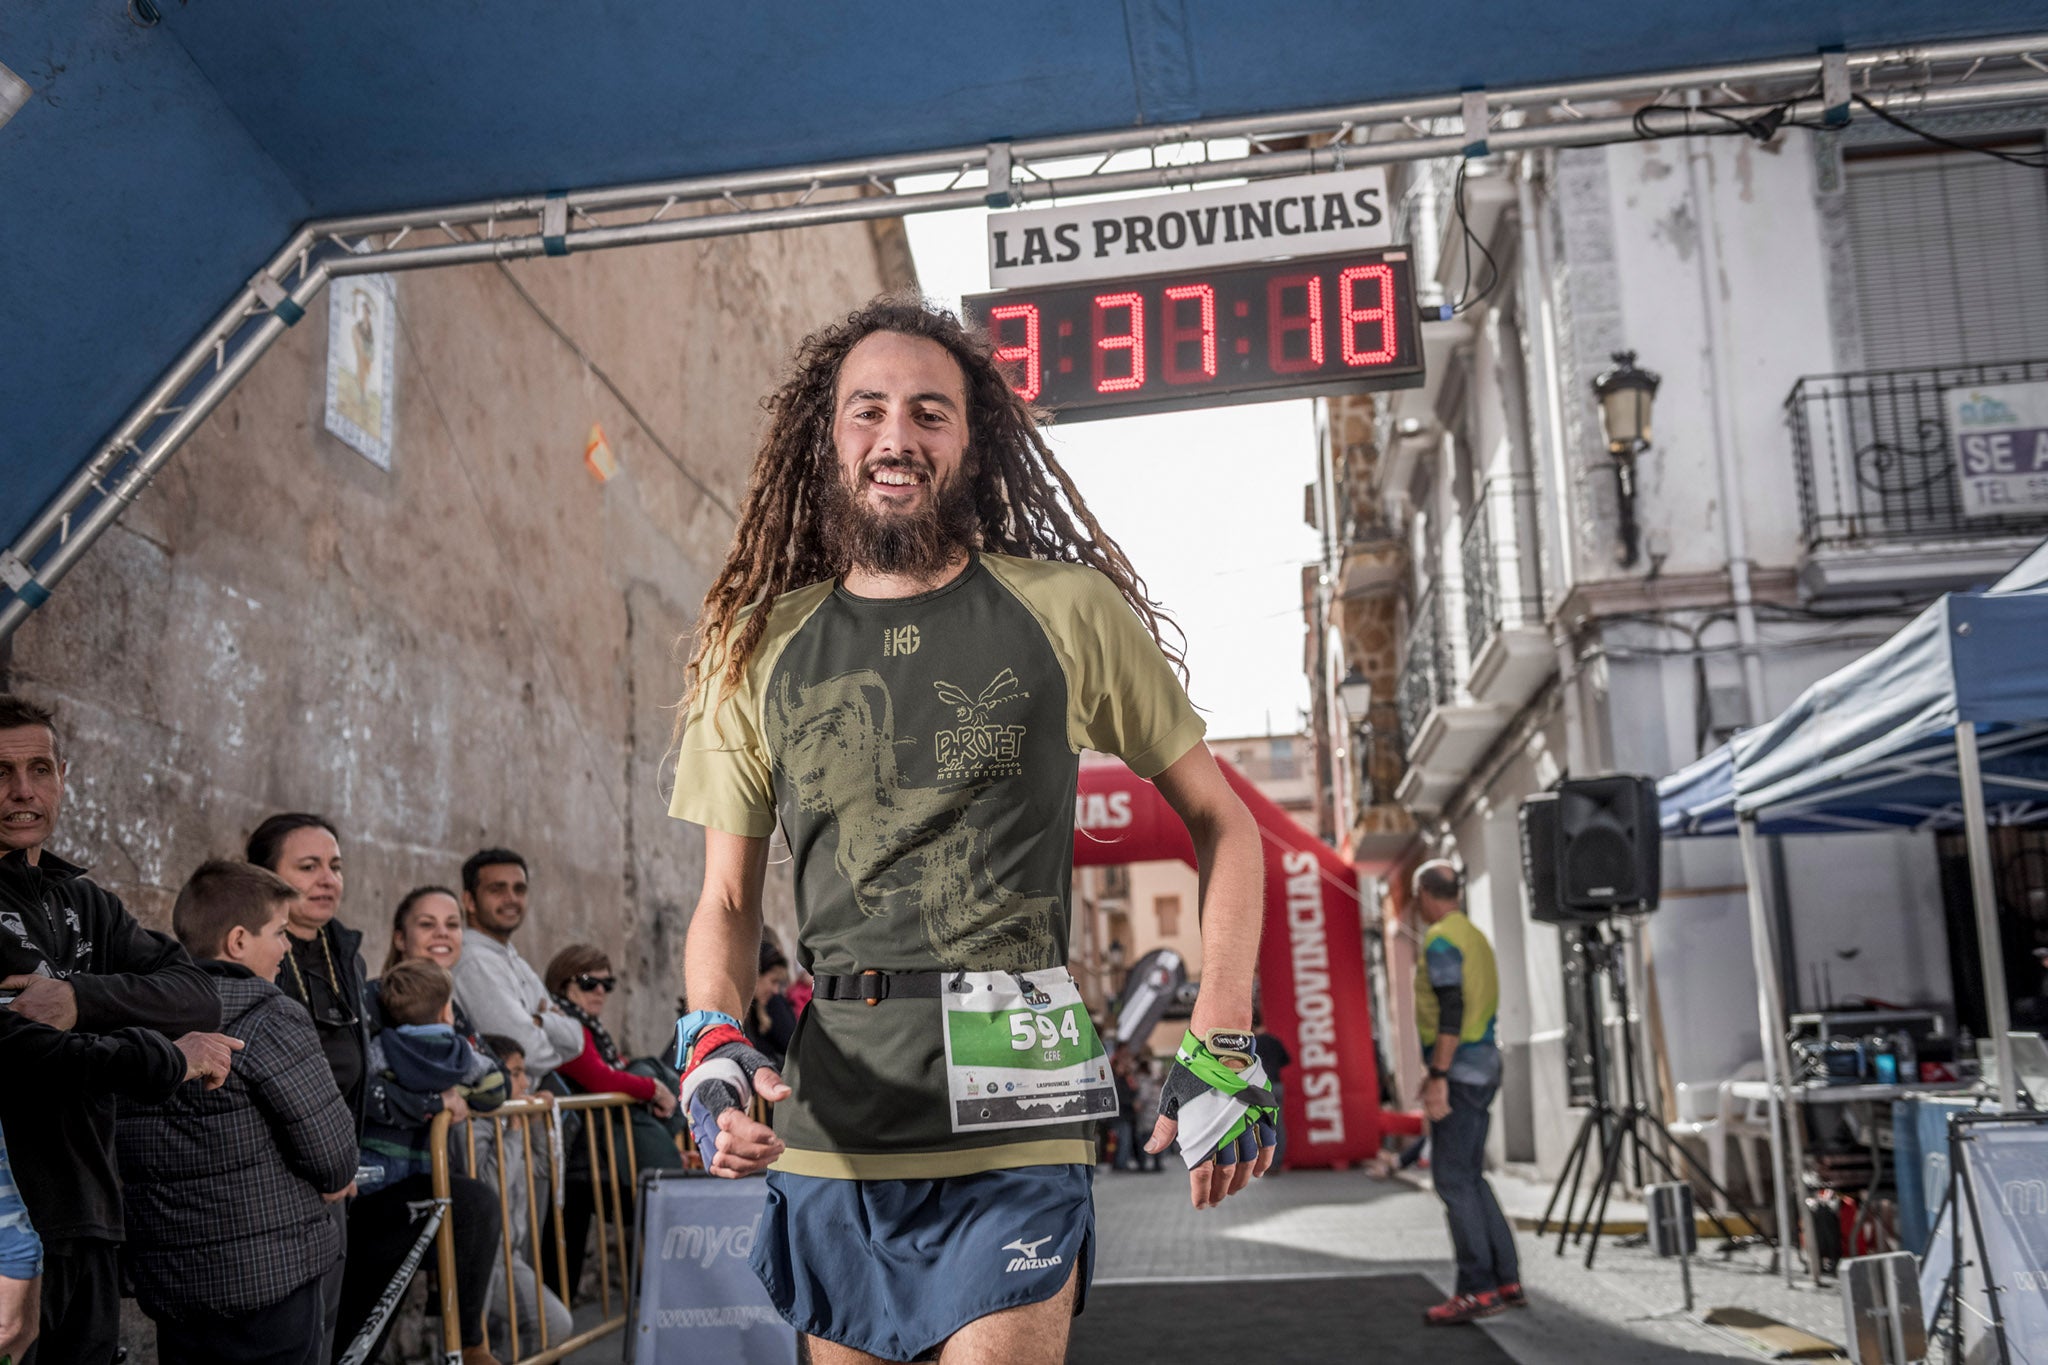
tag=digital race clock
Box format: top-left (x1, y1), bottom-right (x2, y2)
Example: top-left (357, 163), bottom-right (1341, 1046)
top-left (962, 246), bottom-right (1424, 422)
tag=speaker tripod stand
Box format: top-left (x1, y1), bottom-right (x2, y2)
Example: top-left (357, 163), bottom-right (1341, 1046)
top-left (1536, 923), bottom-right (1774, 1269)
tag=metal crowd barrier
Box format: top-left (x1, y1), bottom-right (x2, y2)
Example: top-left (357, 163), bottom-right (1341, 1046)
top-left (429, 1091), bottom-right (691, 1364)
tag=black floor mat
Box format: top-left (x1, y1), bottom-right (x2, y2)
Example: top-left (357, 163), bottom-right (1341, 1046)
top-left (1068, 1273), bottom-right (1519, 1364)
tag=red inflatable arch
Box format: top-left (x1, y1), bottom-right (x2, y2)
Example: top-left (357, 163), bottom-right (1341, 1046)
top-left (1073, 757), bottom-right (1421, 1169)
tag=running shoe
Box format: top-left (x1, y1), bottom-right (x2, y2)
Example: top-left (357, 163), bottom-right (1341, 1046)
top-left (1424, 1291), bottom-right (1506, 1325)
top-left (1498, 1281), bottom-right (1529, 1308)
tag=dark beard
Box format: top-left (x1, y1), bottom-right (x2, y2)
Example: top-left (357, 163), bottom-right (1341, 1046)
top-left (820, 460), bottom-right (981, 580)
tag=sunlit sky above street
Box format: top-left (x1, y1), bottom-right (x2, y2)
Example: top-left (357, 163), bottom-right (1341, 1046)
top-left (901, 180), bottom-right (1322, 739)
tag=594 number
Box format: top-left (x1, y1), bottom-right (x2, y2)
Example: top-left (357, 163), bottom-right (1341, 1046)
top-left (1009, 1008), bottom-right (1084, 1052)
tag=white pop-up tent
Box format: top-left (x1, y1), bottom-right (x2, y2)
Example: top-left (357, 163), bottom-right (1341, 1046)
top-left (1660, 540), bottom-right (2048, 1276)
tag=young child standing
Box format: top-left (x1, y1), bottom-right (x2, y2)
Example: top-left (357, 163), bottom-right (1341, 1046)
top-left (116, 861), bottom-right (357, 1365)
top-left (358, 959), bottom-right (506, 1192)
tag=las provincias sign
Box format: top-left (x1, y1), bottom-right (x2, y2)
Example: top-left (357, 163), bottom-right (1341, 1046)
top-left (986, 167), bottom-right (1392, 290)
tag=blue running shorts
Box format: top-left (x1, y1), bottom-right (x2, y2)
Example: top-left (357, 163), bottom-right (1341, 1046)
top-left (751, 1164), bottom-right (1094, 1361)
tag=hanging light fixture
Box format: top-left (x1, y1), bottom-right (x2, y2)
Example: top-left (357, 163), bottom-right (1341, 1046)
top-left (1591, 350), bottom-right (1661, 567)
top-left (1338, 667), bottom-right (1372, 727)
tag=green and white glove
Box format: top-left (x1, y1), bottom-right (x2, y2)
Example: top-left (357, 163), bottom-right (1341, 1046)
top-left (1156, 1029), bottom-right (1280, 1170)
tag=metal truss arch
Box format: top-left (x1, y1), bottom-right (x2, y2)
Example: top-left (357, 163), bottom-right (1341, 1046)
top-left (6, 30), bottom-right (2048, 640)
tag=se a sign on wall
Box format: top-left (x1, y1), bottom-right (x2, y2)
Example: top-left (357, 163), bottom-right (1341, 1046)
top-left (1949, 380), bottom-right (2048, 517)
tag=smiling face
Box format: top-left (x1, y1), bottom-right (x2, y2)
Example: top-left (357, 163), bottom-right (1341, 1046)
top-left (0, 724), bottom-right (63, 861)
top-left (819, 331), bottom-right (979, 580)
top-left (465, 862), bottom-right (528, 942)
top-left (272, 826), bottom-right (344, 936)
top-left (394, 892), bottom-right (464, 971)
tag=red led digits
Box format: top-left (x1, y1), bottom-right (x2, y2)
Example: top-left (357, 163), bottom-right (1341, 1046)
top-left (988, 302), bottom-right (1042, 401)
top-left (1267, 273), bottom-right (1324, 374)
top-left (1338, 265), bottom-right (1396, 367)
top-left (1162, 283), bottom-right (1217, 385)
top-left (1092, 291), bottom-right (1146, 394)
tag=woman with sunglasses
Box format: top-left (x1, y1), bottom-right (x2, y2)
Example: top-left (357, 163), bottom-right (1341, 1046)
top-left (541, 945), bottom-right (681, 1300)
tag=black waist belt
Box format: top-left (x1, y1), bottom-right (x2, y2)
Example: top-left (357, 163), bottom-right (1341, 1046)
top-left (813, 970), bottom-right (945, 1005)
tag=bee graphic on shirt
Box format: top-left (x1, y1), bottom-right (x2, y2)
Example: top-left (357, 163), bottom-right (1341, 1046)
top-left (934, 670), bottom-right (1029, 780)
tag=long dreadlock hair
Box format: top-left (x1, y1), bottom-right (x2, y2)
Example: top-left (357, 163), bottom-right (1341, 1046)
top-left (677, 295), bottom-right (1184, 735)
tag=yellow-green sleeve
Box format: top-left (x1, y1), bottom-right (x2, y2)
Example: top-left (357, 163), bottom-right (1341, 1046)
top-left (983, 555), bottom-right (1206, 779)
top-left (666, 581), bottom-right (835, 837)
top-left (667, 664), bottom-right (778, 838)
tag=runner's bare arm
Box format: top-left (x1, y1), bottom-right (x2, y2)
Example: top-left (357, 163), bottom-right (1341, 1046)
top-left (1154, 745), bottom-right (1262, 1037)
top-left (684, 829), bottom-right (773, 1022)
top-left (682, 829), bottom-right (792, 1176)
top-left (1146, 743), bottom-right (1271, 1207)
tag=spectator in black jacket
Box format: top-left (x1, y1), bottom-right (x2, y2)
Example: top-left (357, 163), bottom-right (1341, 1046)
top-left (118, 861), bottom-right (356, 1365)
top-left (246, 811), bottom-right (370, 1361)
top-left (0, 695), bottom-right (226, 1365)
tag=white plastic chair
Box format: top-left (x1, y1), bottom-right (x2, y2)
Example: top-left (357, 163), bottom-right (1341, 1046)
top-left (1716, 1059), bottom-right (1773, 1212)
top-left (1667, 1079), bottom-right (1726, 1205)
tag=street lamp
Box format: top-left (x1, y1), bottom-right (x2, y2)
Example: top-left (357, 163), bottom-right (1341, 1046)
top-left (1592, 350), bottom-right (1661, 568)
top-left (1337, 668), bottom-right (1372, 727)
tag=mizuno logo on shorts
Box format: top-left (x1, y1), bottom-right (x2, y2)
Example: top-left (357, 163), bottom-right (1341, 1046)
top-left (1002, 1234), bottom-right (1062, 1273)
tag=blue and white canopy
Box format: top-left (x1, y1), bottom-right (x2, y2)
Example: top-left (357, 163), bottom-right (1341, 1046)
top-left (1661, 542), bottom-right (2048, 837)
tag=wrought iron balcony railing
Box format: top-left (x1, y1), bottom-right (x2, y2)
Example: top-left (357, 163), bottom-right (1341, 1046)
top-left (1789, 358), bottom-right (2048, 551)
top-left (1396, 584), bottom-right (1452, 753)
top-left (1355, 700), bottom-right (1405, 810)
top-left (1460, 475), bottom-right (1544, 658)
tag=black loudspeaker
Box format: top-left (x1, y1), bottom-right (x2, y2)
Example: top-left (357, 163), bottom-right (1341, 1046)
top-left (1520, 777), bottom-right (1662, 924)
top-left (1519, 792), bottom-right (1574, 925)
top-left (1556, 774), bottom-right (1661, 914)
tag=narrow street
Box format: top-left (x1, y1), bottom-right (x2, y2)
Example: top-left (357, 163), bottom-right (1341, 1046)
top-left (1080, 1168), bottom-right (1849, 1364)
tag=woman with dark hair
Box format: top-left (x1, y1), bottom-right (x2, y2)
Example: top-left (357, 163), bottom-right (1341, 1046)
top-left (246, 814), bottom-right (370, 1126)
top-left (246, 812), bottom-right (369, 1365)
top-left (339, 886), bottom-right (506, 1365)
top-left (541, 944), bottom-right (682, 1300)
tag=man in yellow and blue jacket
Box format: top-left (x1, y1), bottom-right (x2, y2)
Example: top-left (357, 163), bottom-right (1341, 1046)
top-left (1412, 860), bottom-right (1523, 1326)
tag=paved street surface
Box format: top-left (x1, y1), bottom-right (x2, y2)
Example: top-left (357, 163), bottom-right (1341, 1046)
top-left (562, 1164), bottom-right (1853, 1362)
top-left (1091, 1166), bottom-right (1850, 1364)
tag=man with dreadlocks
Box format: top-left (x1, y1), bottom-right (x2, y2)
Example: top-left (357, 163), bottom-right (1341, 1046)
top-left (668, 296), bottom-right (1274, 1365)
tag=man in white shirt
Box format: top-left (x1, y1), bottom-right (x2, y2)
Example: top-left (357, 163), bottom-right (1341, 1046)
top-left (449, 849), bottom-right (581, 1077)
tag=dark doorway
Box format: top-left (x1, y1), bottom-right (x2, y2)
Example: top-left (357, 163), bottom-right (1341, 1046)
top-left (1936, 827), bottom-right (2048, 1040)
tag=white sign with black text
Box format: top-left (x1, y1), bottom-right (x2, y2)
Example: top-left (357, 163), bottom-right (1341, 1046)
top-left (1948, 379), bottom-right (2048, 518)
top-left (986, 167), bottom-right (1391, 289)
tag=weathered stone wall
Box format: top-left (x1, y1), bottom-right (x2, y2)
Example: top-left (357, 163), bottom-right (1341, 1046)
top-left (6, 214), bottom-right (905, 1073)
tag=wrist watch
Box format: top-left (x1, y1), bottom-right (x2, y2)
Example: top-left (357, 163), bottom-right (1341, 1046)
top-left (1427, 1066), bottom-right (1450, 1081)
top-left (676, 1008), bottom-right (743, 1056)
top-left (1201, 1029), bottom-right (1257, 1071)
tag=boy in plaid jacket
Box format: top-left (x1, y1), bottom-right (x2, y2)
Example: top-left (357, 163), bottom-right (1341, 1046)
top-left (116, 862), bottom-right (356, 1365)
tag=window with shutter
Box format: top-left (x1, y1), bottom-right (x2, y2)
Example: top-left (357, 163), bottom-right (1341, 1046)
top-left (1844, 145), bottom-right (2048, 369)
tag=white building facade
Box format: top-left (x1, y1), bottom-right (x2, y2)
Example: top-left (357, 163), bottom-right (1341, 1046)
top-left (1306, 107), bottom-right (2048, 1175)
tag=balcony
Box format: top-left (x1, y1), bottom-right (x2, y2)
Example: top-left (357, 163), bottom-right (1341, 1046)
top-left (1460, 476), bottom-right (1552, 707)
top-left (1393, 583), bottom-right (1503, 815)
top-left (1336, 521), bottom-right (1408, 600)
top-left (1348, 699), bottom-right (1417, 864)
top-left (1790, 359), bottom-right (2048, 598)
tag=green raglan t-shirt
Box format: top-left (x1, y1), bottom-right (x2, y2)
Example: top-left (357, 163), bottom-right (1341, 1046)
top-left (669, 552), bottom-right (1205, 1178)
